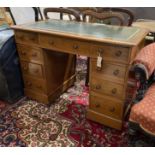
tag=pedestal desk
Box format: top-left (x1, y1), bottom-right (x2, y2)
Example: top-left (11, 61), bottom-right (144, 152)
top-left (12, 20), bottom-right (148, 129)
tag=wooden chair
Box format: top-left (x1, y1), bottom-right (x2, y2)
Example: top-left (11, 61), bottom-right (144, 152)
top-left (96, 7), bottom-right (134, 26)
top-left (43, 7), bottom-right (80, 21)
top-left (82, 9), bottom-right (125, 25)
top-left (70, 7), bottom-right (134, 26)
top-left (68, 7), bottom-right (97, 21)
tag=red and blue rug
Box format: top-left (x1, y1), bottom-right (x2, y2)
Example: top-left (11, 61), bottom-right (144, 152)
top-left (0, 97), bottom-right (128, 146)
top-left (0, 83), bottom-right (153, 147)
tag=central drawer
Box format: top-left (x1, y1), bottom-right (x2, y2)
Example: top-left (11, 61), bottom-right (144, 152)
top-left (90, 92), bottom-right (124, 119)
top-left (90, 76), bottom-right (125, 99)
top-left (91, 59), bottom-right (127, 84)
top-left (39, 34), bottom-right (91, 55)
top-left (20, 61), bottom-right (44, 78)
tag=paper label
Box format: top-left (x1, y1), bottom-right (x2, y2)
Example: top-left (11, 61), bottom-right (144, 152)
top-left (97, 56), bottom-right (102, 68)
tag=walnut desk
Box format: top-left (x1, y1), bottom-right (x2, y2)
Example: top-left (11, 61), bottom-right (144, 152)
top-left (12, 20), bottom-right (148, 129)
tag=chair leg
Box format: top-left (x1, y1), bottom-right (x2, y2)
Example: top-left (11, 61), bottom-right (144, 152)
top-left (85, 57), bottom-right (90, 86)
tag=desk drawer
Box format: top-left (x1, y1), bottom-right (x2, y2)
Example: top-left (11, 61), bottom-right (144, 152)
top-left (91, 44), bottom-right (130, 64)
top-left (39, 34), bottom-right (91, 54)
top-left (90, 77), bottom-right (125, 99)
top-left (17, 45), bottom-right (43, 64)
top-left (24, 88), bottom-right (49, 104)
top-left (90, 92), bottom-right (123, 119)
top-left (15, 31), bottom-right (38, 44)
top-left (23, 75), bottom-right (47, 93)
top-left (91, 59), bottom-right (127, 84)
top-left (20, 61), bottom-right (44, 78)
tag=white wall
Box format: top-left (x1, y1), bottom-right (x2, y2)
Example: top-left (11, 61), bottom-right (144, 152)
top-left (10, 7), bottom-right (61, 25)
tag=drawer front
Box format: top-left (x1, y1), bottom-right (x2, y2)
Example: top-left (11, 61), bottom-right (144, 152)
top-left (24, 88), bottom-right (49, 104)
top-left (39, 34), bottom-right (91, 55)
top-left (39, 34), bottom-right (63, 51)
top-left (15, 31), bottom-right (38, 45)
top-left (20, 61), bottom-right (44, 78)
top-left (17, 45), bottom-right (43, 64)
top-left (91, 44), bottom-right (130, 64)
top-left (86, 109), bottom-right (122, 130)
top-left (90, 92), bottom-right (124, 119)
top-left (23, 75), bottom-right (47, 93)
top-left (91, 60), bottom-right (127, 84)
top-left (90, 77), bottom-right (125, 99)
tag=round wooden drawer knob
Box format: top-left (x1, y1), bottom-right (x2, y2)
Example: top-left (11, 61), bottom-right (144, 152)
top-left (23, 66), bottom-right (28, 71)
top-left (21, 51), bottom-right (26, 55)
top-left (34, 69), bottom-right (39, 73)
top-left (36, 85), bottom-right (42, 89)
top-left (109, 107), bottom-right (115, 112)
top-left (95, 103), bottom-right (100, 108)
top-left (27, 82), bottom-right (32, 87)
top-left (49, 40), bottom-right (54, 45)
top-left (113, 69), bottom-right (119, 76)
top-left (32, 53), bottom-right (37, 57)
top-left (19, 36), bottom-right (24, 40)
top-left (73, 44), bottom-right (79, 50)
top-left (115, 50), bottom-right (122, 57)
top-left (95, 84), bottom-right (101, 90)
top-left (111, 88), bottom-right (117, 94)
top-left (30, 37), bottom-right (35, 41)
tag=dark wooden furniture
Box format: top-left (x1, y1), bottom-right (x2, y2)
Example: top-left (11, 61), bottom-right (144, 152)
top-left (82, 10), bottom-right (125, 25)
top-left (43, 7), bottom-right (80, 21)
top-left (97, 8), bottom-right (134, 26)
top-left (11, 19), bottom-right (148, 129)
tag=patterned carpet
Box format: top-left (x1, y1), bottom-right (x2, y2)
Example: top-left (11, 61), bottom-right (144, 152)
top-left (0, 94), bottom-right (128, 146)
top-left (0, 84), bottom-right (155, 147)
top-left (0, 56), bottom-right (155, 147)
top-left (0, 101), bottom-right (9, 114)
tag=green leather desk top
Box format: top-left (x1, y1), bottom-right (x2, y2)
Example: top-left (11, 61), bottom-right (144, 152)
top-left (12, 19), bottom-right (148, 46)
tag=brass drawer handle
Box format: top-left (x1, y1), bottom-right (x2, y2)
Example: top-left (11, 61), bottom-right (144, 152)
top-left (113, 69), bottom-right (119, 76)
top-left (73, 44), bottom-right (79, 50)
top-left (115, 50), bottom-right (122, 57)
top-left (95, 103), bottom-right (100, 108)
top-left (111, 88), bottom-right (117, 94)
top-left (95, 84), bottom-right (101, 90)
top-left (109, 107), bottom-right (115, 112)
